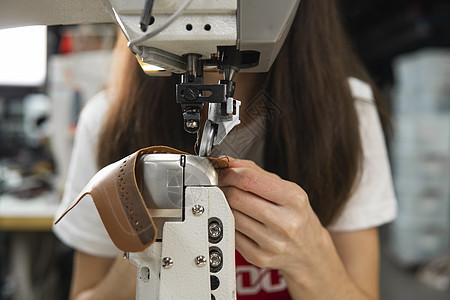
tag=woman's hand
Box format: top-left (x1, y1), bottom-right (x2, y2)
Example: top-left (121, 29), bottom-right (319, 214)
top-left (218, 157), bottom-right (376, 299)
top-left (218, 157), bottom-right (331, 273)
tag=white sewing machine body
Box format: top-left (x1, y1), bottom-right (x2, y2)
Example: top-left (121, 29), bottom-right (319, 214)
top-left (0, 0), bottom-right (300, 73)
top-left (129, 154), bottom-right (235, 299)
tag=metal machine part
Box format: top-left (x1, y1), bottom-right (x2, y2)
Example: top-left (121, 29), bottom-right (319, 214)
top-left (1, 0), bottom-right (301, 73)
top-left (176, 50), bottom-right (242, 155)
top-left (0, 0), bottom-right (301, 153)
top-left (199, 98), bottom-right (241, 157)
top-left (131, 154), bottom-right (236, 299)
top-left (107, 0), bottom-right (300, 73)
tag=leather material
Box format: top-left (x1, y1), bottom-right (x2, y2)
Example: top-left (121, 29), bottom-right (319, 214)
top-left (55, 146), bottom-right (229, 252)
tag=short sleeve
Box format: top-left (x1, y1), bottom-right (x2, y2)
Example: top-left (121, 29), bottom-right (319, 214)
top-left (327, 78), bottom-right (398, 232)
top-left (52, 92), bottom-right (120, 258)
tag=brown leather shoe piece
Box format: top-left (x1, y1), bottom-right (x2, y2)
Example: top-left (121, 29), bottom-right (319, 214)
top-left (55, 146), bottom-right (229, 252)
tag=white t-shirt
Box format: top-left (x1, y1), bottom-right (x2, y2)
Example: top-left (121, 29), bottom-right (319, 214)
top-left (53, 77), bottom-right (397, 258)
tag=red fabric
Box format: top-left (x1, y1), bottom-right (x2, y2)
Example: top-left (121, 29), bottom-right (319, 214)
top-left (235, 251), bottom-right (291, 299)
top-left (59, 31), bottom-right (73, 54)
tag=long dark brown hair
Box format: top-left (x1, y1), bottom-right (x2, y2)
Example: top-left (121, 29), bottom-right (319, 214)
top-left (98, 0), bottom-right (382, 226)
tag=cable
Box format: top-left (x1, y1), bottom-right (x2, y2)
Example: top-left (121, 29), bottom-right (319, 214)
top-left (140, 0), bottom-right (155, 32)
top-left (129, 0), bottom-right (193, 55)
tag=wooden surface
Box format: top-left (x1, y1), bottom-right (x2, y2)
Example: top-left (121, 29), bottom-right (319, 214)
top-left (0, 216), bottom-right (54, 231)
top-left (0, 192), bottom-right (59, 231)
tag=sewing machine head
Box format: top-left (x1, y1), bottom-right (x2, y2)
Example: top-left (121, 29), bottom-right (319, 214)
top-left (0, 0), bottom-right (301, 155)
top-left (110, 0), bottom-right (301, 155)
top-left (111, 0), bottom-right (300, 73)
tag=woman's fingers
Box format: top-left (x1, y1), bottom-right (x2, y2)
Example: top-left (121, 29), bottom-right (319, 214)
top-left (220, 156), bottom-right (279, 178)
top-left (232, 208), bottom-right (265, 245)
top-left (219, 165), bottom-right (307, 207)
top-left (235, 230), bottom-right (262, 263)
top-left (232, 208), bottom-right (290, 261)
top-left (222, 186), bottom-right (279, 224)
top-left (218, 158), bottom-right (319, 270)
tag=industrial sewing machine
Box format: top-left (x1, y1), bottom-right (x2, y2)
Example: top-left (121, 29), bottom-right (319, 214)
top-left (1, 0), bottom-right (300, 298)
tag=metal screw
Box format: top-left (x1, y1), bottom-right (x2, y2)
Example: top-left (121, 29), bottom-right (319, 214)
top-left (162, 257), bottom-right (173, 269)
top-left (209, 252), bottom-right (222, 268)
top-left (186, 120), bottom-right (198, 129)
top-left (195, 255), bottom-right (207, 267)
top-left (192, 205), bottom-right (205, 215)
top-left (208, 222), bottom-right (222, 239)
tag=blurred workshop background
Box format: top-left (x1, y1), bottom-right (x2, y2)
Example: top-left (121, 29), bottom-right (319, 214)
top-left (0, 0), bottom-right (449, 299)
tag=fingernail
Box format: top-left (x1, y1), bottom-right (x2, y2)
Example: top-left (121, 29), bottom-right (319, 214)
top-left (218, 155), bottom-right (235, 162)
